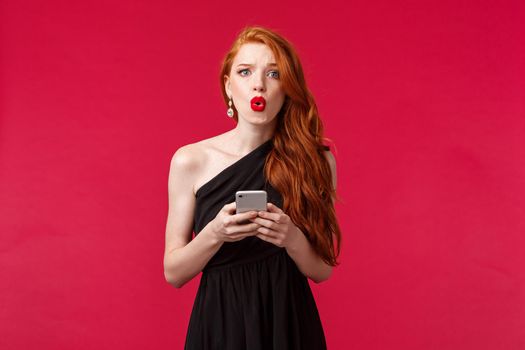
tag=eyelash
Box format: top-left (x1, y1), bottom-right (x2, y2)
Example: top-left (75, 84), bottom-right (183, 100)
top-left (237, 69), bottom-right (280, 79)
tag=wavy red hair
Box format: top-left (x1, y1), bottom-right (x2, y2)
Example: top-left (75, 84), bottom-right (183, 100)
top-left (219, 26), bottom-right (341, 266)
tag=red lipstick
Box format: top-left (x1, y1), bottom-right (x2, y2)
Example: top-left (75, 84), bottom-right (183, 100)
top-left (250, 96), bottom-right (266, 111)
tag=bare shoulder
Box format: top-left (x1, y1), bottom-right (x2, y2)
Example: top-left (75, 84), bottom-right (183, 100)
top-left (169, 141), bottom-right (210, 195)
top-left (170, 136), bottom-right (222, 173)
top-left (171, 143), bottom-right (204, 170)
top-left (172, 133), bottom-right (229, 160)
top-left (170, 134), bottom-right (229, 194)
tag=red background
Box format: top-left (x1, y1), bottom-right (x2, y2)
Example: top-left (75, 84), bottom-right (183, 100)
top-left (1, 0), bottom-right (524, 349)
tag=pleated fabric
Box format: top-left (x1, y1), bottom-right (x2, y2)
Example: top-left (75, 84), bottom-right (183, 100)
top-left (184, 139), bottom-right (327, 350)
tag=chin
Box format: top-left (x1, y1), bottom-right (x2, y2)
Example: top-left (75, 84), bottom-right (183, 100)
top-left (240, 111), bottom-right (277, 124)
top-left (248, 116), bottom-right (276, 125)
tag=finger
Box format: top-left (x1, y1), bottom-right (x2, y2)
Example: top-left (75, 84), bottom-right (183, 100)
top-left (250, 217), bottom-right (278, 229)
top-left (232, 210), bottom-right (258, 224)
top-left (232, 222), bottom-right (260, 233)
top-left (229, 230), bottom-right (259, 240)
top-left (267, 202), bottom-right (284, 214)
top-left (256, 233), bottom-right (276, 244)
top-left (223, 202), bottom-right (237, 214)
top-left (256, 210), bottom-right (281, 223)
top-left (257, 226), bottom-right (276, 237)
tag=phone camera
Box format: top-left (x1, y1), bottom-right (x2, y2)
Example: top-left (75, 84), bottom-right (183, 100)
top-left (239, 195), bottom-right (243, 198)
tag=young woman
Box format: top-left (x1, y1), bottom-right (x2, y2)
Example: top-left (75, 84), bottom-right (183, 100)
top-left (164, 26), bottom-right (342, 349)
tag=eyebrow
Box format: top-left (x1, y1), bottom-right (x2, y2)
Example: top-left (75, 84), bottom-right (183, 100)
top-left (236, 63), bottom-right (278, 67)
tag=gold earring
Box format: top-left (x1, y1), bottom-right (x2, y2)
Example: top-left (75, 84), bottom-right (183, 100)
top-left (227, 97), bottom-right (234, 118)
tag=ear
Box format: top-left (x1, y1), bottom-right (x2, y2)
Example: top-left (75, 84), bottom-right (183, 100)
top-left (223, 74), bottom-right (231, 97)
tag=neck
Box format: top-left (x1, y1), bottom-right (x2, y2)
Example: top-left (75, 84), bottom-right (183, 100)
top-left (227, 120), bottom-right (276, 155)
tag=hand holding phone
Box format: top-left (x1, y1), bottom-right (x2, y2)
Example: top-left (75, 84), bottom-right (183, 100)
top-left (209, 201), bottom-right (261, 243)
top-left (235, 190), bottom-right (267, 214)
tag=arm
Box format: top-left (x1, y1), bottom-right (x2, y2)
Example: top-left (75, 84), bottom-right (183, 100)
top-left (253, 150), bottom-right (338, 284)
top-left (285, 150), bottom-right (337, 283)
top-left (163, 146), bottom-right (223, 288)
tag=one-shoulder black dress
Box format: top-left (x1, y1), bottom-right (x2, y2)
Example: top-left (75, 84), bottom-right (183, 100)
top-left (184, 139), bottom-right (327, 350)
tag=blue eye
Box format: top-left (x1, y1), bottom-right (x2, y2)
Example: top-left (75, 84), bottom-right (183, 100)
top-left (268, 70), bottom-right (279, 79)
top-left (237, 69), bottom-right (279, 78)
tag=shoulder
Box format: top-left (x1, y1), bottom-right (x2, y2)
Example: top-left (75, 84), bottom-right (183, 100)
top-left (170, 133), bottom-right (228, 168)
top-left (169, 139), bottom-right (216, 184)
top-left (169, 134), bottom-right (229, 183)
top-left (170, 143), bottom-right (204, 173)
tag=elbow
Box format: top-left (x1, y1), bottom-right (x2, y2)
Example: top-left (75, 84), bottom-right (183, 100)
top-left (312, 266), bottom-right (333, 284)
top-left (164, 255), bottom-right (185, 288)
top-left (164, 270), bottom-right (185, 289)
top-left (311, 275), bottom-right (330, 284)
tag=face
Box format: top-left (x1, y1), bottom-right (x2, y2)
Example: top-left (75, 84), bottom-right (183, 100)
top-left (224, 43), bottom-right (286, 126)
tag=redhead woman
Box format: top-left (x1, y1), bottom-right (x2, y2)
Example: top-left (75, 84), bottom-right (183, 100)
top-left (163, 26), bottom-right (342, 350)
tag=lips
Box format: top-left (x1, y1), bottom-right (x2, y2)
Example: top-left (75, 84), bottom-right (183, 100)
top-left (250, 96), bottom-right (266, 111)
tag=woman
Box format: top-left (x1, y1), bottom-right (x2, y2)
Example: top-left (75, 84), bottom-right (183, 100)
top-left (164, 26), bottom-right (342, 349)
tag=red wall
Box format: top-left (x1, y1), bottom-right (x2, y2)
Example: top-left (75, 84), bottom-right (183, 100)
top-left (1, 1), bottom-right (524, 349)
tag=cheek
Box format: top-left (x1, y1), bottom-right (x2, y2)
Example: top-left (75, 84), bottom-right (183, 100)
top-left (231, 81), bottom-right (250, 99)
top-left (272, 93), bottom-right (286, 109)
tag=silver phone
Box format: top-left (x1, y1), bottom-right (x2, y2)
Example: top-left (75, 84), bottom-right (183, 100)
top-left (235, 190), bottom-right (267, 214)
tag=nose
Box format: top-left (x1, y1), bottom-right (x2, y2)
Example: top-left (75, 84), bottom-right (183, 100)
top-left (252, 71), bottom-right (266, 92)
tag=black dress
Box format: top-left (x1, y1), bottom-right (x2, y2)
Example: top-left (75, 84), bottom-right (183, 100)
top-left (184, 139), bottom-right (328, 350)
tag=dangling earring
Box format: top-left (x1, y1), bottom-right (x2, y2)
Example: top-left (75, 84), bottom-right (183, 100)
top-left (227, 97), bottom-right (234, 118)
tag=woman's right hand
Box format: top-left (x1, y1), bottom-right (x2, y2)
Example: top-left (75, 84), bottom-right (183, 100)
top-left (209, 202), bottom-right (261, 243)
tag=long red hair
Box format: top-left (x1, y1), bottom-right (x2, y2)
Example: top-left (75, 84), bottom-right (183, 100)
top-left (219, 26), bottom-right (341, 266)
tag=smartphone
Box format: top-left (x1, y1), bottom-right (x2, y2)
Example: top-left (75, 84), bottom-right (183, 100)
top-left (235, 190), bottom-right (267, 214)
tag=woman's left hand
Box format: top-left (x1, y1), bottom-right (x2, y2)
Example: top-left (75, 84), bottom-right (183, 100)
top-left (249, 202), bottom-right (302, 248)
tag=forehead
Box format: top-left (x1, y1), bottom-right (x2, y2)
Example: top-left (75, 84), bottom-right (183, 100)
top-left (233, 43), bottom-right (276, 65)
